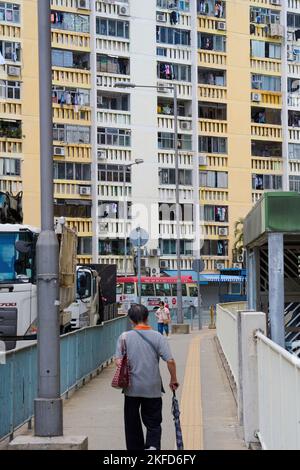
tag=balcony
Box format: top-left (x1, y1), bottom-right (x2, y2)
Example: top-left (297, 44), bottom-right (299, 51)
top-left (252, 190), bottom-right (264, 205)
top-left (206, 154), bottom-right (228, 169)
top-left (53, 143), bottom-right (91, 161)
top-left (252, 90), bottom-right (282, 107)
top-left (204, 222), bottom-right (229, 238)
top-left (158, 187), bottom-right (193, 203)
top-left (54, 181), bottom-right (92, 199)
top-left (98, 219), bottom-right (131, 239)
top-left (197, 16), bottom-right (226, 33)
top-left (52, 67), bottom-right (91, 88)
top-left (0, 177), bottom-right (22, 193)
top-left (51, 30), bottom-right (90, 51)
top-left (158, 150), bottom-right (193, 168)
top-left (156, 10), bottom-right (191, 28)
top-left (97, 73), bottom-right (131, 89)
top-left (0, 23), bottom-right (21, 39)
top-left (200, 188), bottom-right (228, 203)
top-left (96, 37), bottom-right (130, 55)
top-left (157, 115), bottom-right (192, 132)
top-left (201, 256), bottom-right (230, 272)
top-left (159, 221), bottom-right (194, 239)
top-left (157, 80), bottom-right (192, 100)
top-left (198, 84), bottom-right (227, 101)
top-left (98, 183), bottom-right (131, 200)
top-left (0, 137), bottom-right (22, 155)
top-left (251, 156), bottom-right (283, 173)
top-left (289, 128), bottom-right (300, 142)
top-left (250, 58), bottom-right (281, 74)
top-left (97, 110), bottom-right (131, 127)
top-left (98, 255), bottom-right (134, 275)
top-left (288, 94), bottom-right (300, 109)
top-left (289, 161), bottom-right (300, 174)
top-left (66, 218), bottom-right (93, 237)
top-left (78, 255), bottom-right (93, 265)
top-left (251, 123), bottom-right (282, 140)
top-left (157, 46), bottom-right (191, 63)
top-left (159, 256), bottom-right (193, 271)
top-left (53, 104), bottom-right (91, 124)
top-left (199, 119), bottom-right (227, 135)
top-left (0, 100), bottom-right (22, 118)
top-left (198, 50), bottom-right (227, 68)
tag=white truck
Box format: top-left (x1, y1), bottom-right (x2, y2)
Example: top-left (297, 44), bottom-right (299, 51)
top-left (0, 219), bottom-right (100, 350)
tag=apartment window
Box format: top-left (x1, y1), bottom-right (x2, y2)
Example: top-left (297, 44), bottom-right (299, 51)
top-left (199, 102), bottom-right (227, 120)
top-left (0, 2), bottom-right (20, 23)
top-left (202, 239), bottom-right (228, 257)
top-left (77, 237), bottom-right (92, 256)
top-left (54, 200), bottom-right (91, 218)
top-left (51, 11), bottom-right (89, 33)
top-left (98, 164), bottom-right (131, 183)
top-left (156, 27), bottom-right (191, 46)
top-left (54, 162), bottom-right (91, 181)
top-left (251, 74), bottom-right (281, 92)
top-left (251, 107), bottom-right (281, 125)
top-left (158, 132), bottom-right (192, 150)
top-left (157, 47), bottom-right (167, 57)
top-left (251, 40), bottom-right (281, 59)
top-left (97, 92), bottom-right (129, 111)
top-left (289, 111), bottom-right (300, 127)
top-left (0, 80), bottom-right (20, 100)
top-left (159, 168), bottom-right (192, 186)
top-left (52, 86), bottom-right (90, 106)
top-left (198, 67), bottom-right (226, 86)
top-left (53, 124), bottom-right (90, 144)
top-left (287, 13), bottom-right (300, 29)
top-left (289, 143), bottom-right (300, 160)
top-left (52, 49), bottom-right (90, 70)
top-left (96, 18), bottom-right (129, 39)
top-left (198, 33), bottom-right (226, 52)
top-left (97, 128), bottom-right (131, 147)
top-left (0, 157), bottom-right (20, 176)
top-left (197, 0), bottom-right (225, 18)
top-left (250, 7), bottom-right (280, 25)
top-left (252, 174), bottom-right (282, 190)
top-left (157, 62), bottom-right (191, 82)
top-left (199, 171), bottom-right (228, 188)
top-left (199, 136), bottom-right (227, 154)
top-left (0, 40), bottom-right (20, 61)
top-left (97, 54), bottom-right (129, 75)
top-left (251, 140), bottom-right (282, 158)
top-left (159, 239), bottom-right (193, 256)
top-left (99, 239), bottom-right (129, 256)
top-left (289, 176), bottom-right (300, 193)
top-left (157, 0), bottom-right (190, 12)
top-left (202, 205), bottom-right (228, 222)
top-left (0, 119), bottom-right (21, 138)
top-left (159, 203), bottom-right (193, 221)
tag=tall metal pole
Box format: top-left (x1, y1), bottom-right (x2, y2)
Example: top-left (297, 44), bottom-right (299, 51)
top-left (197, 269), bottom-right (202, 330)
top-left (123, 165), bottom-right (127, 277)
top-left (34, 0), bottom-right (63, 437)
top-left (137, 227), bottom-right (142, 304)
top-left (174, 85), bottom-right (183, 324)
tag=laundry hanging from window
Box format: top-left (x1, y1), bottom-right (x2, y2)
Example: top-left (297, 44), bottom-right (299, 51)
top-left (170, 11), bottom-right (179, 25)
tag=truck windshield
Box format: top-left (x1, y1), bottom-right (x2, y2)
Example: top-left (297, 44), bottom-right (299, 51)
top-left (0, 231), bottom-right (35, 283)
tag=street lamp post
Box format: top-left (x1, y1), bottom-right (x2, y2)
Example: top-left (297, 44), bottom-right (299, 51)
top-left (114, 82), bottom-right (184, 324)
top-left (123, 159), bottom-right (144, 277)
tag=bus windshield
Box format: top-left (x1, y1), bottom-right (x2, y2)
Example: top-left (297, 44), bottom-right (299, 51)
top-left (0, 231), bottom-right (36, 283)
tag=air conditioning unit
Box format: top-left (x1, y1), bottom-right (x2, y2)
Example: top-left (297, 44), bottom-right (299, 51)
top-left (287, 31), bottom-right (294, 42)
top-left (97, 149), bottom-right (107, 160)
top-left (217, 22), bottom-right (226, 31)
top-left (53, 146), bottom-right (65, 156)
top-left (160, 260), bottom-right (169, 269)
top-left (118, 4), bottom-right (130, 16)
top-left (251, 92), bottom-right (261, 102)
top-left (218, 227), bottom-right (228, 236)
top-left (233, 262), bottom-right (243, 269)
top-left (237, 253), bottom-right (244, 263)
top-left (157, 12), bottom-right (167, 22)
top-left (79, 186), bottom-right (91, 196)
top-left (7, 66), bottom-right (21, 77)
top-left (78, 0), bottom-right (90, 10)
top-left (149, 249), bottom-right (161, 257)
top-left (99, 223), bottom-right (109, 232)
top-left (151, 268), bottom-right (159, 276)
top-left (180, 121), bottom-right (192, 131)
top-left (215, 262), bottom-right (225, 271)
top-left (199, 155), bottom-right (207, 166)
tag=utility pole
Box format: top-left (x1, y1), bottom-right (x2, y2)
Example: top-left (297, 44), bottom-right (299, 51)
top-left (174, 84), bottom-right (183, 324)
top-left (123, 165), bottom-right (128, 277)
top-left (137, 226), bottom-right (142, 304)
top-left (34, 0), bottom-right (63, 437)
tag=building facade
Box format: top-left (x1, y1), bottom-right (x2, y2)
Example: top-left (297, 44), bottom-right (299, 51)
top-left (0, 0), bottom-right (297, 275)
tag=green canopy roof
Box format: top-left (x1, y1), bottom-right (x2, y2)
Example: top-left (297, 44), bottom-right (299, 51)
top-left (244, 192), bottom-right (300, 247)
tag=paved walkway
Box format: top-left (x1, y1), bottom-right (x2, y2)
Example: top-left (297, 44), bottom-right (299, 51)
top-left (3, 328), bottom-right (247, 450)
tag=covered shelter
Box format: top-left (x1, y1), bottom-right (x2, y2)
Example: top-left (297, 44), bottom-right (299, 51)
top-left (244, 192), bottom-right (300, 348)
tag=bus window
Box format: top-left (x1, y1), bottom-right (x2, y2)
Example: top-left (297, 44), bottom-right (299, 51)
top-left (116, 283), bottom-right (123, 295)
top-left (171, 283), bottom-right (187, 296)
top-left (141, 283), bottom-right (155, 296)
top-left (124, 282), bottom-right (135, 295)
top-left (155, 283), bottom-right (171, 296)
top-left (188, 285), bottom-right (198, 297)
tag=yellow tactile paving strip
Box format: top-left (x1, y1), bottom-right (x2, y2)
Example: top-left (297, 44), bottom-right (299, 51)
top-left (180, 335), bottom-right (203, 450)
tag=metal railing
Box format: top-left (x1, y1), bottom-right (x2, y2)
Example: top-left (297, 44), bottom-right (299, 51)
top-left (256, 331), bottom-right (300, 450)
top-left (0, 316), bottom-right (128, 442)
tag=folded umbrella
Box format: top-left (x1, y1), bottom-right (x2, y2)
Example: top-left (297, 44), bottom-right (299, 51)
top-left (172, 390), bottom-right (184, 450)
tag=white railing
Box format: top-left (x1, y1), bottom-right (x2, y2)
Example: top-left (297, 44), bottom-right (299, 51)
top-left (216, 303), bottom-right (240, 385)
top-left (256, 331), bottom-right (300, 450)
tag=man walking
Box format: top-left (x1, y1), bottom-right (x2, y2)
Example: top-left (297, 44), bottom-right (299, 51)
top-left (155, 301), bottom-right (171, 337)
top-left (115, 304), bottom-right (179, 451)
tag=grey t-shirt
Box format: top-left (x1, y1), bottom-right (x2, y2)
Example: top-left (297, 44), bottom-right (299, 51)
top-left (115, 329), bottom-right (173, 398)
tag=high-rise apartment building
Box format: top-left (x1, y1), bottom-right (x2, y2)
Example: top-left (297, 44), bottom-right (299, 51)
top-left (0, 0), bottom-right (297, 276)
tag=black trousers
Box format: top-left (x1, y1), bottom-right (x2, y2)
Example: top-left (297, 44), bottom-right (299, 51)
top-left (124, 396), bottom-right (163, 450)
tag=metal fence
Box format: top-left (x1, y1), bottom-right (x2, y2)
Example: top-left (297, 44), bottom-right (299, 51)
top-left (256, 331), bottom-right (300, 450)
top-left (0, 315), bottom-right (128, 442)
top-left (216, 303), bottom-right (240, 385)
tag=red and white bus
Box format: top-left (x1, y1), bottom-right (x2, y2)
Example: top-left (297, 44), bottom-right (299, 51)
top-left (117, 276), bottom-right (198, 312)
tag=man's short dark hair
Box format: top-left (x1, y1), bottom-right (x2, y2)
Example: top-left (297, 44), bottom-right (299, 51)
top-left (128, 304), bottom-right (149, 324)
